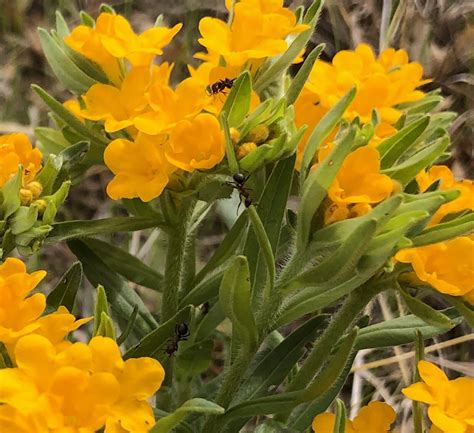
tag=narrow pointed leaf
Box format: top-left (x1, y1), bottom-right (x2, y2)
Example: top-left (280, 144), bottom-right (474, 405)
top-left (46, 262), bottom-right (82, 312)
top-left (222, 71), bottom-right (252, 127)
top-left (150, 399), bottom-right (224, 433)
top-left (46, 216), bottom-right (166, 244)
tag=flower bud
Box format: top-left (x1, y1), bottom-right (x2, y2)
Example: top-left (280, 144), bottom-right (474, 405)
top-left (237, 142), bottom-right (257, 159)
top-left (26, 181), bottom-right (43, 199)
top-left (33, 199), bottom-right (48, 216)
top-left (349, 203), bottom-right (372, 218)
top-left (247, 124), bottom-right (269, 144)
top-left (230, 127), bottom-right (241, 145)
top-left (20, 188), bottom-right (33, 206)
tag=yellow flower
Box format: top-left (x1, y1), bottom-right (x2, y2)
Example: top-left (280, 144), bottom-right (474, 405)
top-left (198, 0), bottom-right (307, 67)
top-left (416, 165), bottom-right (474, 226)
top-left (65, 12), bottom-right (181, 82)
top-left (165, 113), bottom-right (225, 171)
top-left (0, 133), bottom-right (43, 187)
top-left (104, 132), bottom-right (176, 201)
top-left (0, 258), bottom-right (46, 355)
top-left (403, 360), bottom-right (474, 433)
top-left (134, 77), bottom-right (207, 135)
top-left (295, 44), bottom-right (429, 164)
top-left (0, 258), bottom-right (90, 359)
top-left (326, 146), bottom-right (395, 205)
top-left (395, 236), bottom-right (474, 297)
top-left (312, 401), bottom-right (396, 433)
top-left (0, 334), bottom-right (165, 433)
top-left (76, 66), bottom-right (152, 133)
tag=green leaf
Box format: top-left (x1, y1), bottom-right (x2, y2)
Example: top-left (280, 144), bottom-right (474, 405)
top-left (68, 239), bottom-right (157, 340)
top-left (232, 315), bottom-right (330, 405)
top-left (382, 135), bottom-right (450, 186)
top-left (96, 311), bottom-right (117, 339)
top-left (292, 219), bottom-right (377, 290)
top-left (116, 305), bottom-right (139, 345)
top-left (443, 296), bottom-right (474, 328)
top-left (399, 286), bottom-right (454, 329)
top-left (379, 116), bottom-right (430, 168)
top-left (38, 28), bottom-right (97, 93)
top-left (286, 44), bottom-right (324, 106)
top-left (35, 127), bottom-right (70, 156)
top-left (299, 87), bottom-right (356, 183)
top-left (297, 124), bottom-right (356, 249)
top-left (0, 169), bottom-right (22, 220)
top-left (300, 328), bottom-right (358, 402)
top-left (355, 308), bottom-right (462, 350)
top-left (93, 285), bottom-right (111, 336)
top-left (287, 348), bottom-right (357, 430)
top-left (10, 206), bottom-right (38, 235)
top-left (219, 256), bottom-right (258, 352)
top-left (46, 262), bottom-right (82, 312)
top-left (55, 11), bottom-right (70, 38)
top-left (412, 213), bottom-right (474, 247)
top-left (36, 154), bottom-right (62, 195)
top-left (124, 306), bottom-right (192, 360)
top-left (46, 216), bottom-right (166, 244)
top-left (244, 156), bottom-right (294, 299)
top-left (223, 392), bottom-right (303, 421)
top-left (220, 112), bottom-right (239, 174)
top-left (222, 71), bottom-right (252, 128)
top-left (177, 340), bottom-right (214, 376)
top-left (254, 0), bottom-right (323, 93)
top-left (194, 212), bottom-right (248, 284)
top-left (80, 238), bottom-right (163, 291)
top-left (31, 85), bottom-right (108, 146)
top-left (149, 399), bottom-right (224, 433)
top-left (333, 400), bottom-right (347, 433)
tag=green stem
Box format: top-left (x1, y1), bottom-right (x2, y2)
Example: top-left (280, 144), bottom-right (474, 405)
top-left (220, 112), bottom-right (239, 174)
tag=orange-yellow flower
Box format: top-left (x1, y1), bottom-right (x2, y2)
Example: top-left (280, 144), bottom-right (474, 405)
top-left (295, 44), bottom-right (429, 165)
top-left (327, 146), bottom-right (395, 205)
top-left (0, 133), bottom-right (42, 187)
top-left (0, 258), bottom-right (46, 354)
top-left (416, 165), bottom-right (474, 226)
top-left (104, 132), bottom-right (176, 202)
top-left (0, 258), bottom-right (90, 359)
top-left (403, 361), bottom-right (474, 433)
top-left (0, 334), bottom-right (165, 433)
top-left (65, 12), bottom-right (181, 83)
top-left (134, 77), bottom-right (207, 135)
top-left (395, 236), bottom-right (474, 298)
top-left (312, 401), bottom-right (396, 433)
top-left (198, 0), bottom-right (307, 67)
top-left (75, 66), bottom-right (152, 133)
top-left (165, 113), bottom-right (225, 171)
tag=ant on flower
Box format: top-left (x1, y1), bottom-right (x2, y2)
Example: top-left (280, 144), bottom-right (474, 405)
top-left (206, 78), bottom-right (235, 96)
top-left (165, 322), bottom-right (190, 357)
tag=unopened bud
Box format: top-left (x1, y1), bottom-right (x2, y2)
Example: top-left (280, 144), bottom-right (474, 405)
top-left (20, 188), bottom-right (33, 206)
top-left (26, 181), bottom-right (43, 199)
top-left (247, 124), bottom-right (269, 144)
top-left (237, 142), bottom-right (257, 159)
top-left (33, 199), bottom-right (48, 215)
top-left (230, 127), bottom-right (241, 145)
top-left (324, 202), bottom-right (349, 225)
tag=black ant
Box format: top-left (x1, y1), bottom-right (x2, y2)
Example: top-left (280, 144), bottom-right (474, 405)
top-left (206, 78), bottom-right (235, 96)
top-left (164, 323), bottom-right (190, 357)
top-left (229, 172), bottom-right (252, 208)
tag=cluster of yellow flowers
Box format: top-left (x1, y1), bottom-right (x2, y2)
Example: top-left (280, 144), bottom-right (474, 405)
top-left (0, 133), bottom-right (44, 205)
top-left (395, 165), bottom-right (474, 303)
top-left (312, 401), bottom-right (396, 433)
top-left (312, 362), bottom-right (474, 433)
top-left (64, 1), bottom-right (306, 202)
top-left (295, 44), bottom-right (430, 224)
top-left (403, 361), bottom-right (474, 433)
top-left (0, 258), bottom-right (165, 433)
